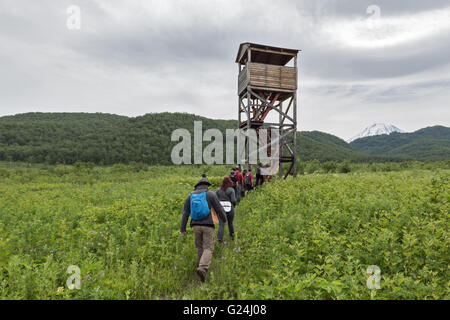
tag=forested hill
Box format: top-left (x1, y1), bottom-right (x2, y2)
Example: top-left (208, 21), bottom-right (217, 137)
top-left (350, 126), bottom-right (450, 160)
top-left (0, 112), bottom-right (447, 164)
top-left (297, 131), bottom-right (370, 162)
top-left (0, 112), bottom-right (235, 165)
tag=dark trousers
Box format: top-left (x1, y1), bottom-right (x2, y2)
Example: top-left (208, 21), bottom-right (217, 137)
top-left (256, 174), bottom-right (264, 186)
top-left (236, 185), bottom-right (241, 203)
top-left (217, 211), bottom-right (234, 242)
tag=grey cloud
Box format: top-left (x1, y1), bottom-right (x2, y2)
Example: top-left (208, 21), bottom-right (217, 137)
top-left (0, 0), bottom-right (449, 139)
top-left (317, 0), bottom-right (450, 16)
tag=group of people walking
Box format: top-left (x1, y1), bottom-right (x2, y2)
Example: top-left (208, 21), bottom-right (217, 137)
top-left (179, 164), bottom-right (269, 282)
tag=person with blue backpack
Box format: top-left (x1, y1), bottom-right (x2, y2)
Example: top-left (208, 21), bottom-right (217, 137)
top-left (180, 175), bottom-right (227, 282)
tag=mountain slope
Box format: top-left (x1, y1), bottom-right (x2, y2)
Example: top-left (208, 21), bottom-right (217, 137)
top-left (350, 126), bottom-right (450, 160)
top-left (0, 112), bottom-right (368, 164)
top-left (297, 131), bottom-right (370, 162)
top-left (1, 112), bottom-right (448, 164)
top-left (347, 123), bottom-right (404, 143)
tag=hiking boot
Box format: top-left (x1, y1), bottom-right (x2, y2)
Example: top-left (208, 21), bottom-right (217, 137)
top-left (196, 268), bottom-right (206, 282)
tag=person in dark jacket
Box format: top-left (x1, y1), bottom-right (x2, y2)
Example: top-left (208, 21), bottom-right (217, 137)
top-left (255, 162), bottom-right (264, 187)
top-left (229, 170), bottom-right (238, 193)
top-left (243, 169), bottom-right (254, 196)
top-left (234, 167), bottom-right (244, 204)
top-left (180, 176), bottom-right (227, 282)
top-left (216, 176), bottom-right (236, 244)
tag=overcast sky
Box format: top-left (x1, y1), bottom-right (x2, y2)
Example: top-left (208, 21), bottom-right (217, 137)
top-left (0, 0), bottom-right (449, 140)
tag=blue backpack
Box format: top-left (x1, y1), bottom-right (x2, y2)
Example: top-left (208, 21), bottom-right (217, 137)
top-left (190, 192), bottom-right (210, 220)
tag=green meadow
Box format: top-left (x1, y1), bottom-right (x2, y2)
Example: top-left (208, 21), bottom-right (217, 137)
top-left (0, 162), bottom-right (448, 299)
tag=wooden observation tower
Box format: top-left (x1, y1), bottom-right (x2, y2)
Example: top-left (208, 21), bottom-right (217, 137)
top-left (236, 43), bottom-right (299, 178)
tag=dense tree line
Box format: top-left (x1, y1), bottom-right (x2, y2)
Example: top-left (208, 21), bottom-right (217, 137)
top-left (0, 112), bottom-right (235, 165)
top-left (0, 112), bottom-right (448, 165)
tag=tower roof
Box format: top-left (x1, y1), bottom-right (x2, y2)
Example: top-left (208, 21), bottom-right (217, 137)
top-left (236, 42), bottom-right (299, 66)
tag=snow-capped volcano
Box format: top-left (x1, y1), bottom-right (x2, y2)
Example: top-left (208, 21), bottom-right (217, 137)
top-left (348, 123), bottom-right (405, 143)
